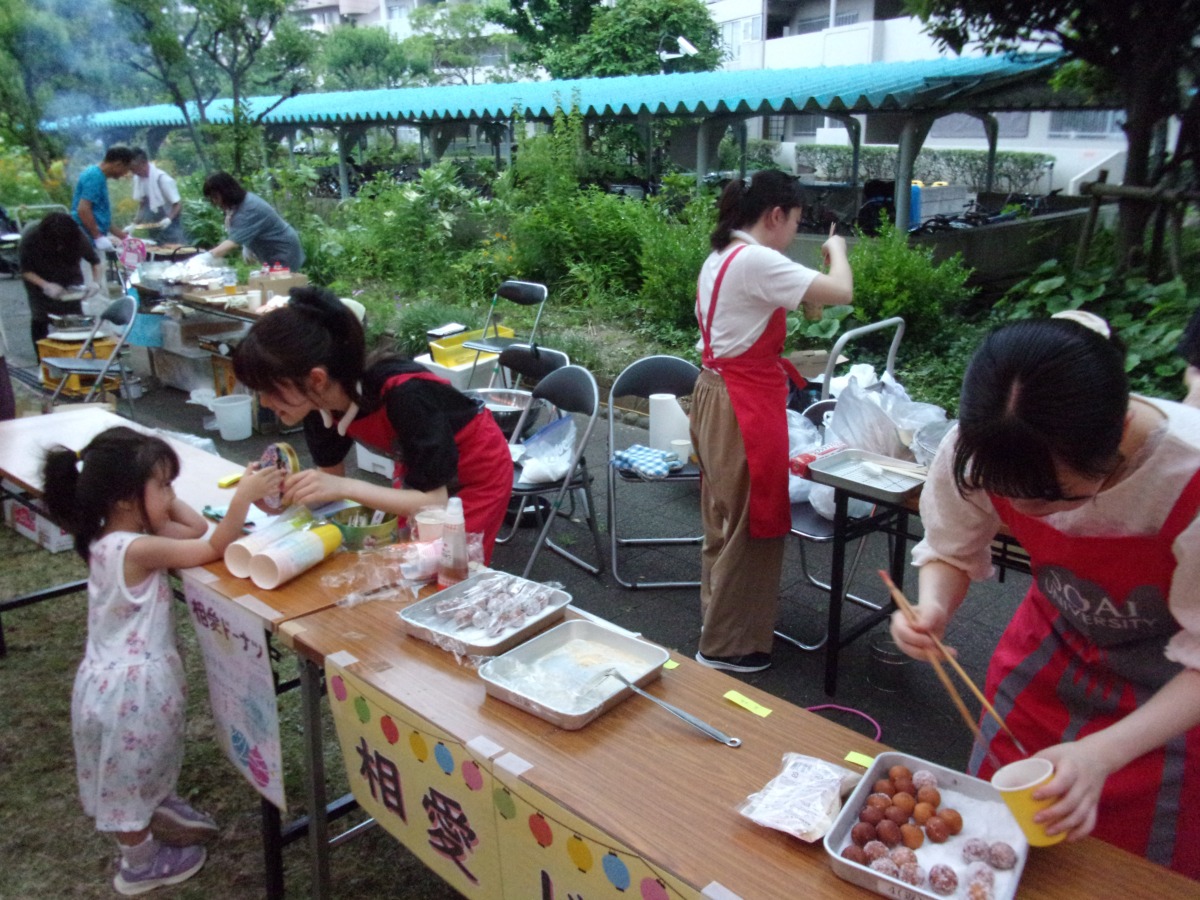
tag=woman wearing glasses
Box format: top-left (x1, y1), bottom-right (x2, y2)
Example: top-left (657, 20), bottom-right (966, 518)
top-left (892, 313), bottom-right (1200, 878)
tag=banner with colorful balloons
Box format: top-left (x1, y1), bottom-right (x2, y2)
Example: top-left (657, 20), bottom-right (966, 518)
top-left (326, 657), bottom-right (502, 893)
top-left (326, 658), bottom-right (694, 898)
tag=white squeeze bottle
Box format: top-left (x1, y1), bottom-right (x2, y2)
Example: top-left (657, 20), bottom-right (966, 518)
top-left (437, 497), bottom-right (469, 588)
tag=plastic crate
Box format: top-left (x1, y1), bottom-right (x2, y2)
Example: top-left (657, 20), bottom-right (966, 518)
top-left (428, 325), bottom-right (514, 367)
top-left (37, 336), bottom-right (118, 396)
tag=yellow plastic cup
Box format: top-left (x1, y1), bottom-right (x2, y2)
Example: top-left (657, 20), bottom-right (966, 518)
top-left (991, 758), bottom-right (1067, 847)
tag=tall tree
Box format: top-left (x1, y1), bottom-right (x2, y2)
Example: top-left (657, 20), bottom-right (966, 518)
top-left (406, 2), bottom-right (525, 85)
top-left (487, 0), bottom-right (599, 77)
top-left (193, 0), bottom-right (318, 174)
top-left (545, 0), bottom-right (721, 78)
top-left (906, 0), bottom-right (1200, 260)
top-left (114, 0), bottom-right (223, 170)
top-left (317, 23), bottom-right (428, 91)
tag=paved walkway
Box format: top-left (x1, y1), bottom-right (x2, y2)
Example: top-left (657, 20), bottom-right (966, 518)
top-left (0, 273), bottom-right (1027, 771)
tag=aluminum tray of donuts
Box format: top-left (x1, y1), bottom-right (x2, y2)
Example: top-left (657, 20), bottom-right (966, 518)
top-left (823, 751), bottom-right (1028, 900)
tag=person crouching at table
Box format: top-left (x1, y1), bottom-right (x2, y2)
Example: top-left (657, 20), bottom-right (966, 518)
top-left (232, 286), bottom-right (513, 561)
top-left (892, 315), bottom-right (1200, 878)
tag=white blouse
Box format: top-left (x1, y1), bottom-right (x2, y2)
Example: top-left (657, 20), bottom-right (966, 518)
top-left (912, 396), bottom-right (1200, 670)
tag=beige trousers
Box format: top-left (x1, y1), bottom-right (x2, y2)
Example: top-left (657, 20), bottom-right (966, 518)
top-left (690, 369), bottom-right (785, 658)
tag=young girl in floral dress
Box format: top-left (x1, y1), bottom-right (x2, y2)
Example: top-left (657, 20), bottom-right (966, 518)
top-left (42, 426), bottom-right (280, 895)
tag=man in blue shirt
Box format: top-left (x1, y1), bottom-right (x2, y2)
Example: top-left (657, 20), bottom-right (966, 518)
top-left (71, 146), bottom-right (134, 250)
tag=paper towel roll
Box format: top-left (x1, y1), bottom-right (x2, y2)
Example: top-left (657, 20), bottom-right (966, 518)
top-left (649, 393), bottom-right (691, 451)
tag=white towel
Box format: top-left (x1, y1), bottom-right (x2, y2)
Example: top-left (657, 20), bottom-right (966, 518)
top-left (132, 163), bottom-right (170, 213)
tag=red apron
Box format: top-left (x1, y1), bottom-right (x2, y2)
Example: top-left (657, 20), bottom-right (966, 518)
top-left (696, 244), bottom-right (806, 538)
top-left (344, 371), bottom-right (514, 563)
top-left (976, 473), bottom-right (1200, 877)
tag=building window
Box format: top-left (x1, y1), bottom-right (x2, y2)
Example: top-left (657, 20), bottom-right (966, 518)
top-left (721, 15), bottom-right (762, 60)
top-left (930, 112), bottom-right (1031, 139)
top-left (791, 11), bottom-right (859, 36)
top-left (1048, 110), bottom-right (1125, 139)
top-left (766, 116), bottom-right (786, 141)
top-left (792, 114), bottom-right (820, 137)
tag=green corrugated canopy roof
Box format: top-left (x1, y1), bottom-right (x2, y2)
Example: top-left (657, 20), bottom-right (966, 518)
top-left (56, 53), bottom-right (1068, 132)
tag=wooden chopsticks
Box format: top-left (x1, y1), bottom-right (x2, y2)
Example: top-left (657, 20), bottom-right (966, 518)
top-left (878, 570), bottom-right (1028, 760)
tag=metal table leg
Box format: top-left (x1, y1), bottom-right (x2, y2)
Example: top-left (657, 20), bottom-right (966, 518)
top-left (301, 657), bottom-right (331, 899)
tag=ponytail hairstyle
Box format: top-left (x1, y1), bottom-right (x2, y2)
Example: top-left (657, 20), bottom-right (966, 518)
top-left (710, 169), bottom-right (806, 251)
top-left (41, 426), bottom-right (181, 561)
top-left (233, 286), bottom-right (366, 405)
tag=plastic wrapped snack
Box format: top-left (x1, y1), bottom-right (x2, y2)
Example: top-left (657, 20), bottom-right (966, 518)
top-left (739, 753), bottom-right (862, 842)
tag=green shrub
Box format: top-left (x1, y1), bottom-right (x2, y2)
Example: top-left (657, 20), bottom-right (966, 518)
top-left (794, 145), bottom-right (1055, 193)
top-left (847, 223), bottom-right (976, 346)
top-left (997, 260), bottom-right (1198, 400)
top-left (636, 193), bottom-right (714, 332)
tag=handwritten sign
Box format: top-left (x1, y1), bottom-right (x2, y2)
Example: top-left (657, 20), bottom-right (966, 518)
top-left (325, 657), bottom-right (692, 898)
top-left (184, 574), bottom-right (286, 810)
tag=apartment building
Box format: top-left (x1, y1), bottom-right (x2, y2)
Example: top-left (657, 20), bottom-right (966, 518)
top-left (706, 0), bottom-right (1125, 193)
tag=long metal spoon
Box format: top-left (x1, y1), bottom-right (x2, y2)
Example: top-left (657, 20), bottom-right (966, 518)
top-left (602, 669), bottom-right (741, 748)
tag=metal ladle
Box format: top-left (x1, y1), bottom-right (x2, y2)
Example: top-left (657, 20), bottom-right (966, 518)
top-left (601, 669), bottom-right (741, 748)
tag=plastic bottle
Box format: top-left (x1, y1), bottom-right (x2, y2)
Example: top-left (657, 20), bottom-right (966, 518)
top-left (437, 497), bottom-right (469, 588)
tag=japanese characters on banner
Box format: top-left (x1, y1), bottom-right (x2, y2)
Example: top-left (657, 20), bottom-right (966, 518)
top-left (325, 657), bottom-right (691, 899)
top-left (184, 575), bottom-right (286, 810)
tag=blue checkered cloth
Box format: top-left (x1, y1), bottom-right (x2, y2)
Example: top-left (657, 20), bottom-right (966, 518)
top-left (611, 444), bottom-right (683, 480)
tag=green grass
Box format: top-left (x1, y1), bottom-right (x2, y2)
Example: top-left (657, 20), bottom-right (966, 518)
top-left (0, 525), bottom-right (462, 899)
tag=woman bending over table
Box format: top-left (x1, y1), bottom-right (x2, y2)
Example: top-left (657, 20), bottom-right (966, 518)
top-left (232, 287), bottom-right (513, 562)
top-left (892, 314), bottom-right (1200, 878)
top-left (691, 170), bottom-right (852, 674)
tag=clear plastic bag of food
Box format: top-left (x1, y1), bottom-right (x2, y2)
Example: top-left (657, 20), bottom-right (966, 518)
top-left (739, 753), bottom-right (862, 841)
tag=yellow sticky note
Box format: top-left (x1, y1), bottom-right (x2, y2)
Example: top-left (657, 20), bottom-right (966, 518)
top-left (725, 690), bottom-right (771, 717)
top-left (845, 751), bottom-right (876, 769)
top-left (663, 659), bottom-right (680, 669)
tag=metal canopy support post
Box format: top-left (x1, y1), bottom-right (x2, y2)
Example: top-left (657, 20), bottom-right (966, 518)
top-left (826, 113), bottom-right (863, 201)
top-left (970, 112), bottom-right (1000, 194)
top-left (336, 128), bottom-right (352, 200)
top-left (894, 115), bottom-right (932, 231)
top-left (639, 111), bottom-right (653, 184)
top-left (736, 119), bottom-right (749, 180)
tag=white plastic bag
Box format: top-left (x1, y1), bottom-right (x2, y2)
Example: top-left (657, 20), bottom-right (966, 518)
top-left (739, 753), bottom-right (862, 841)
top-left (519, 415), bottom-right (575, 483)
top-left (787, 410), bottom-right (822, 503)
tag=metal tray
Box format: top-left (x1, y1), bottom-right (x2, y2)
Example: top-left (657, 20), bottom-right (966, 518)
top-left (398, 571), bottom-right (570, 657)
top-left (808, 449), bottom-right (925, 504)
top-left (824, 751), bottom-right (1028, 900)
top-left (478, 619), bottom-right (670, 729)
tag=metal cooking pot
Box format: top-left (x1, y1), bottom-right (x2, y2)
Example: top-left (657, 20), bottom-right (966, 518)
top-left (465, 388), bottom-right (548, 439)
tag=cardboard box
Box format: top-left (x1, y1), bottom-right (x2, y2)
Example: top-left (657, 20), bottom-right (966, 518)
top-left (788, 349), bottom-right (848, 380)
top-left (162, 314), bottom-right (235, 354)
top-left (247, 271), bottom-right (309, 304)
top-left (152, 346), bottom-right (214, 392)
top-left (2, 479), bottom-right (74, 553)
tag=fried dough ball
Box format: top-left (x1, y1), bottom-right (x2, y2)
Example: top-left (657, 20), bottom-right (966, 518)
top-left (873, 778), bottom-right (897, 796)
top-left (863, 840), bottom-right (890, 862)
top-left (888, 764), bottom-right (913, 781)
top-left (876, 819), bottom-right (902, 847)
top-left (900, 823), bottom-right (925, 849)
top-left (850, 822), bottom-right (877, 846)
top-left (911, 769), bottom-right (939, 791)
top-left (924, 815), bottom-right (951, 843)
top-left (962, 837), bottom-right (990, 863)
top-left (939, 808), bottom-right (964, 835)
top-left (988, 841), bottom-right (1018, 870)
top-left (891, 791), bottom-right (917, 815)
top-left (916, 785), bottom-right (942, 808)
top-left (912, 801), bottom-right (937, 825)
top-left (841, 844), bottom-right (868, 865)
top-left (859, 805), bottom-right (884, 826)
top-left (889, 847), bottom-right (918, 867)
top-left (928, 864), bottom-right (958, 896)
top-left (898, 862), bottom-right (926, 887)
top-left (870, 858), bottom-right (900, 878)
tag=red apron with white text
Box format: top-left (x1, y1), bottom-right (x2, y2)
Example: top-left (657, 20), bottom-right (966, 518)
top-left (345, 370), bottom-right (513, 563)
top-left (975, 474), bottom-right (1200, 877)
top-left (696, 245), bottom-right (806, 538)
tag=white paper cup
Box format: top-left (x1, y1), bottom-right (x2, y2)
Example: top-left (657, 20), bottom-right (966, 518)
top-left (414, 508), bottom-right (444, 542)
top-left (670, 438), bottom-right (693, 463)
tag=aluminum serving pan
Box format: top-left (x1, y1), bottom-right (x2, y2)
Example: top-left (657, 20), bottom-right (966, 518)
top-left (808, 449), bottom-right (925, 504)
top-left (398, 571), bottom-right (570, 657)
top-left (824, 751), bottom-right (1028, 900)
top-left (478, 619), bottom-right (670, 729)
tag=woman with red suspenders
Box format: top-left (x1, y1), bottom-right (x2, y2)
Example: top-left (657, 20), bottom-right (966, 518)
top-left (692, 170), bottom-right (852, 673)
top-left (893, 315), bottom-right (1200, 878)
top-left (233, 287), bottom-right (513, 562)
